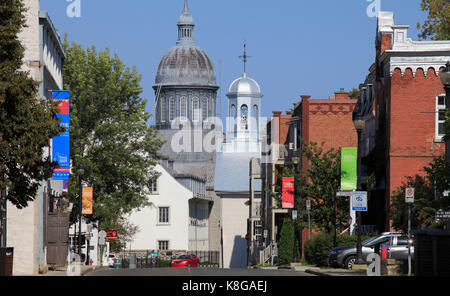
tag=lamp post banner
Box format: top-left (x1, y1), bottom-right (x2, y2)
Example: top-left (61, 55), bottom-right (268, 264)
top-left (282, 177), bottom-right (294, 209)
top-left (51, 90), bottom-right (70, 180)
top-left (341, 148), bottom-right (357, 190)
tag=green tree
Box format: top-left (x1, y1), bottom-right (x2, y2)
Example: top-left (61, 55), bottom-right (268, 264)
top-left (348, 88), bottom-right (360, 100)
top-left (301, 141), bottom-right (345, 233)
top-left (0, 0), bottom-right (63, 208)
top-left (390, 156), bottom-right (450, 231)
top-left (417, 0), bottom-right (450, 40)
top-left (62, 37), bottom-right (163, 230)
top-left (278, 217), bottom-right (294, 265)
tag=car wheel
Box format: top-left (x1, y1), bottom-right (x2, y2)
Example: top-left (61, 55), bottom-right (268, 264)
top-left (344, 256), bottom-right (356, 269)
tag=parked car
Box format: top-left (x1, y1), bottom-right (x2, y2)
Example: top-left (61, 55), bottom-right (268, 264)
top-left (171, 254), bottom-right (200, 268)
top-left (328, 232), bottom-right (414, 269)
top-left (107, 253), bottom-right (117, 268)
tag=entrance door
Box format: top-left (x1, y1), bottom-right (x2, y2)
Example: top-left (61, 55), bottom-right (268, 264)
top-left (46, 212), bottom-right (70, 268)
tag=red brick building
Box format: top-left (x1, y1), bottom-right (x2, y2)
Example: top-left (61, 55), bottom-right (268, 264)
top-left (260, 90), bottom-right (357, 257)
top-left (355, 12), bottom-right (450, 231)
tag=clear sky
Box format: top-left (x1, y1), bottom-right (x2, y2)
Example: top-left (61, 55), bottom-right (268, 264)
top-left (40, 0), bottom-right (428, 121)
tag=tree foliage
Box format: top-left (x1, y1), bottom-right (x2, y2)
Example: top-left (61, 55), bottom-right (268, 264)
top-left (62, 36), bottom-right (163, 230)
top-left (417, 0), bottom-right (450, 40)
top-left (0, 0), bottom-right (63, 208)
top-left (390, 156), bottom-right (450, 232)
top-left (268, 141), bottom-right (347, 234)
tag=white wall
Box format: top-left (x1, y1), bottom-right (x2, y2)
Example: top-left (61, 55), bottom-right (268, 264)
top-left (128, 165), bottom-right (192, 251)
top-left (6, 0), bottom-right (41, 276)
top-left (221, 196), bottom-right (248, 268)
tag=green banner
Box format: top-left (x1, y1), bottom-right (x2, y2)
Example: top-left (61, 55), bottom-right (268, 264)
top-left (341, 147), bottom-right (357, 190)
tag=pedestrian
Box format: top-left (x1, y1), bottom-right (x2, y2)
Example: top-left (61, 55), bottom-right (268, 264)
top-left (58, 191), bottom-right (70, 213)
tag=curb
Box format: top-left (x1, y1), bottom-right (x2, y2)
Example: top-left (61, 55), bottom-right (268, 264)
top-left (304, 269), bottom-right (331, 276)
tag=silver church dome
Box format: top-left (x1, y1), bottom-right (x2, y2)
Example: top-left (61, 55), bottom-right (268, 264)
top-left (155, 45), bottom-right (217, 86)
top-left (155, 0), bottom-right (216, 87)
top-left (227, 72), bottom-right (262, 98)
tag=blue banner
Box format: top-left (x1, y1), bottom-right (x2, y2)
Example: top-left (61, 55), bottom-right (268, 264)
top-left (51, 90), bottom-right (70, 180)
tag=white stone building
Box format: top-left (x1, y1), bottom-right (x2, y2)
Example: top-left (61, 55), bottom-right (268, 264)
top-left (127, 161), bottom-right (213, 254)
top-left (5, 0), bottom-right (66, 275)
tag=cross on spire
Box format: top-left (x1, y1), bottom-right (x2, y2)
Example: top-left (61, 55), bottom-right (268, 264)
top-left (239, 42), bottom-right (251, 75)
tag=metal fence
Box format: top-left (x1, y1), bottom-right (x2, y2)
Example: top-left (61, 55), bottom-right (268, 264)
top-left (187, 250), bottom-right (220, 265)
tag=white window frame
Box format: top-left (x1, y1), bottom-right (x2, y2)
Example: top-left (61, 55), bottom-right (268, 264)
top-left (169, 97), bottom-right (176, 121)
top-left (436, 94), bottom-right (446, 142)
top-left (192, 97), bottom-right (200, 122)
top-left (157, 206), bottom-right (170, 225)
top-left (202, 97), bottom-right (208, 122)
top-left (180, 96), bottom-right (187, 122)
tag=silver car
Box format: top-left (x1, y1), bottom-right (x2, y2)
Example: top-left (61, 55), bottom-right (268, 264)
top-left (329, 232), bottom-right (414, 269)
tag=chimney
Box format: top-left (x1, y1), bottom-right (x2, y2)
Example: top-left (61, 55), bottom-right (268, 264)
top-left (273, 111), bottom-right (282, 118)
top-left (335, 88), bottom-right (349, 100)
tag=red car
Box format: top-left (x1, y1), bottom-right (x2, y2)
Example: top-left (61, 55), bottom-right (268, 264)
top-left (171, 254), bottom-right (199, 268)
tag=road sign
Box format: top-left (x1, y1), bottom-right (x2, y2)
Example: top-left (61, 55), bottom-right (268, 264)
top-left (292, 210), bottom-right (297, 220)
top-left (405, 188), bottom-right (414, 203)
top-left (351, 191), bottom-right (368, 212)
top-left (436, 210), bottom-right (450, 221)
top-left (263, 229), bottom-right (268, 238)
top-left (306, 200), bottom-right (311, 211)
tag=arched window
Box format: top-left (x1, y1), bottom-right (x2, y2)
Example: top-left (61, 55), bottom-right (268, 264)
top-left (192, 97), bottom-right (200, 122)
top-left (231, 104), bottom-right (237, 135)
top-left (160, 97), bottom-right (166, 122)
top-left (240, 105), bottom-right (248, 130)
top-left (169, 97), bottom-right (176, 121)
top-left (202, 97), bottom-right (208, 121)
top-left (180, 96), bottom-right (187, 121)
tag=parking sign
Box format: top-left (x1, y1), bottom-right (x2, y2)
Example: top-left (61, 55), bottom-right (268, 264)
top-left (351, 191), bottom-right (368, 212)
top-left (405, 188), bottom-right (414, 203)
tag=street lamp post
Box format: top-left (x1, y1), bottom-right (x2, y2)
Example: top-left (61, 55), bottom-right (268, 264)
top-left (292, 156), bottom-right (300, 263)
top-left (77, 168), bottom-right (84, 257)
top-left (353, 114), bottom-right (366, 265)
top-left (439, 61), bottom-right (450, 163)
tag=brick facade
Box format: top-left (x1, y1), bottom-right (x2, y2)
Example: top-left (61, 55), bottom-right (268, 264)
top-left (356, 11), bottom-right (450, 231)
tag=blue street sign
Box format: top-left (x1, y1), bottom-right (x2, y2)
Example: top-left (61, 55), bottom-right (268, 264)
top-left (351, 191), bottom-right (368, 212)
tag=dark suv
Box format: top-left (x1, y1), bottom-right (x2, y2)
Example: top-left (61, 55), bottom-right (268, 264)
top-left (328, 232), bottom-right (414, 269)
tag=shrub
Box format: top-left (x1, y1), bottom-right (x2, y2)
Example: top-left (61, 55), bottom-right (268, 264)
top-left (278, 218), bottom-right (294, 265)
top-left (304, 232), bottom-right (374, 267)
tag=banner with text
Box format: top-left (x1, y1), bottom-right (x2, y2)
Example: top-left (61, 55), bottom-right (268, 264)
top-left (51, 90), bottom-right (70, 180)
top-left (282, 177), bottom-right (294, 209)
top-left (341, 147), bottom-right (357, 190)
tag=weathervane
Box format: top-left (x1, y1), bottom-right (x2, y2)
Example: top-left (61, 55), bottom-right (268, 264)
top-left (239, 41), bottom-right (251, 74)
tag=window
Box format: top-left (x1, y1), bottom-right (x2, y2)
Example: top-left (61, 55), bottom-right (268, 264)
top-left (158, 240), bottom-right (169, 250)
top-left (169, 97), bottom-right (176, 121)
top-left (192, 97), bottom-right (200, 122)
top-left (149, 177), bottom-right (158, 194)
top-left (180, 96), bottom-right (187, 121)
top-left (202, 97), bottom-right (208, 121)
top-left (436, 94), bottom-right (446, 140)
top-left (160, 97), bottom-right (166, 122)
top-left (158, 207), bottom-right (169, 224)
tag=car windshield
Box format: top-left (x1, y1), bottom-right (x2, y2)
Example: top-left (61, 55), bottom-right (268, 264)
top-left (109, 255), bottom-right (115, 258)
top-left (362, 236), bottom-right (380, 246)
top-left (177, 255), bottom-right (189, 259)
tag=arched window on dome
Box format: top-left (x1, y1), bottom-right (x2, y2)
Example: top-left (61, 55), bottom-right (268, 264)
top-left (160, 97), bottom-right (166, 123)
top-left (192, 97), bottom-right (200, 122)
top-left (169, 97), bottom-right (176, 121)
top-left (202, 97), bottom-right (208, 121)
top-left (180, 96), bottom-right (187, 121)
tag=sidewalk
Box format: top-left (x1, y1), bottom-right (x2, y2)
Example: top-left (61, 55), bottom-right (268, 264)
top-left (39, 264), bottom-right (98, 276)
top-left (256, 265), bottom-right (366, 276)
